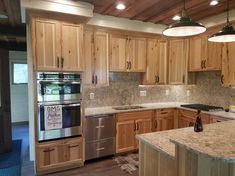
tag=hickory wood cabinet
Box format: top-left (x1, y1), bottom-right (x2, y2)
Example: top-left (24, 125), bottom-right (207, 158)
top-left (84, 29), bottom-right (109, 86)
top-left (152, 108), bottom-right (176, 131)
top-left (168, 39), bottom-right (189, 85)
top-left (115, 111), bottom-right (152, 153)
top-left (33, 18), bottom-right (83, 71)
top-left (188, 34), bottom-right (222, 72)
top-left (141, 39), bottom-right (168, 85)
top-left (110, 34), bottom-right (147, 72)
top-left (36, 137), bottom-right (83, 175)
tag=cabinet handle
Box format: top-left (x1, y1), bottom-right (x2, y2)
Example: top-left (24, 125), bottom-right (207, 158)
top-left (136, 122), bottom-right (139, 131)
top-left (92, 74), bottom-right (95, 84)
top-left (126, 61), bottom-right (129, 69)
top-left (95, 125), bottom-right (105, 128)
top-left (129, 61), bottom-right (132, 69)
top-left (57, 57), bottom-right (60, 68)
top-left (221, 75), bottom-right (224, 84)
top-left (61, 57), bottom-right (64, 68)
top-left (201, 60), bottom-right (204, 69)
top-left (134, 123), bottom-right (137, 131)
top-left (96, 147), bottom-right (105, 151)
top-left (69, 145), bottom-right (79, 148)
top-left (154, 120), bottom-right (157, 129)
top-left (182, 75), bottom-right (185, 83)
top-left (203, 60), bottom-right (206, 69)
top-left (161, 112), bottom-right (168, 115)
top-left (95, 75), bottom-right (98, 84)
top-left (43, 149), bottom-right (55, 153)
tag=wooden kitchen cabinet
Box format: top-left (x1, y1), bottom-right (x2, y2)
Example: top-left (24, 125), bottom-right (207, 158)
top-left (36, 137), bottom-right (83, 175)
top-left (221, 42), bottom-right (235, 87)
top-left (84, 29), bottom-right (109, 86)
top-left (33, 18), bottom-right (83, 72)
top-left (153, 108), bottom-right (175, 131)
top-left (210, 115), bottom-right (231, 123)
top-left (116, 111), bottom-right (153, 153)
top-left (110, 34), bottom-right (146, 72)
top-left (141, 39), bottom-right (168, 85)
top-left (188, 34), bottom-right (222, 72)
top-left (168, 39), bottom-right (189, 85)
top-left (178, 109), bottom-right (210, 128)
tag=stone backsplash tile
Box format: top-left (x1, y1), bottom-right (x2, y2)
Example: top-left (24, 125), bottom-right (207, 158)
top-left (83, 72), bottom-right (235, 108)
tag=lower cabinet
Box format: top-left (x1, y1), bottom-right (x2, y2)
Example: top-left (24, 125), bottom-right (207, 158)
top-left (153, 108), bottom-right (175, 131)
top-left (210, 115), bottom-right (231, 123)
top-left (36, 137), bottom-right (83, 175)
top-left (178, 109), bottom-right (210, 128)
top-left (116, 111), bottom-right (153, 153)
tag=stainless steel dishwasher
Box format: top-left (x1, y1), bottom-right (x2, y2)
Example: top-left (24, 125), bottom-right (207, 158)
top-left (84, 114), bottom-right (115, 160)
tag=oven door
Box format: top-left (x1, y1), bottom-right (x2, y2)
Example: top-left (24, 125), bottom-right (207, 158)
top-left (38, 102), bottom-right (82, 142)
top-left (37, 80), bottom-right (82, 102)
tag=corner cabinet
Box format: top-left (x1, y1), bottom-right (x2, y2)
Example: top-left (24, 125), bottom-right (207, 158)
top-left (141, 39), bottom-right (168, 85)
top-left (110, 34), bottom-right (146, 72)
top-left (188, 34), bottom-right (222, 72)
top-left (221, 42), bottom-right (235, 87)
top-left (33, 18), bottom-right (83, 72)
top-left (115, 111), bottom-right (152, 153)
top-left (84, 29), bottom-right (109, 86)
top-left (36, 137), bottom-right (84, 175)
top-left (168, 39), bottom-right (189, 85)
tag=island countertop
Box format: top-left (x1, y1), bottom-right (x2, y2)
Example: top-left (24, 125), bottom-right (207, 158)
top-left (137, 120), bottom-right (235, 162)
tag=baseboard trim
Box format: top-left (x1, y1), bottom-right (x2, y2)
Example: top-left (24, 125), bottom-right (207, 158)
top-left (12, 121), bottom-right (29, 126)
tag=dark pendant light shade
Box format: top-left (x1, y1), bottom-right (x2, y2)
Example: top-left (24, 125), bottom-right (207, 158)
top-left (163, 0), bottom-right (206, 37)
top-left (208, 0), bottom-right (235, 42)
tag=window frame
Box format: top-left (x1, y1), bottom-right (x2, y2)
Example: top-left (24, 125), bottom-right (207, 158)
top-left (11, 62), bottom-right (28, 85)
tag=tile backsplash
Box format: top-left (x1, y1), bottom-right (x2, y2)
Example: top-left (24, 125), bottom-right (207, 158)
top-left (83, 72), bottom-right (235, 108)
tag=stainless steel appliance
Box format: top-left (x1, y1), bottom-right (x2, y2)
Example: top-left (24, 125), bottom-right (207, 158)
top-left (84, 114), bottom-right (115, 160)
top-left (181, 104), bottom-right (223, 112)
top-left (37, 72), bottom-right (83, 142)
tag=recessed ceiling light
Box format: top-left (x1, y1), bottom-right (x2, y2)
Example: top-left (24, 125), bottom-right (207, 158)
top-left (116, 3), bottom-right (126, 10)
top-left (210, 0), bottom-right (219, 6)
top-left (0, 14), bottom-right (8, 19)
top-left (172, 15), bottom-right (181, 21)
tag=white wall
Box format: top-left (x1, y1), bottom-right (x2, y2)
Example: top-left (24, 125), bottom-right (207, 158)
top-left (9, 51), bottom-right (29, 123)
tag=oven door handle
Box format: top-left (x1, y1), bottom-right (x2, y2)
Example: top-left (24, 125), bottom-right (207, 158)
top-left (61, 103), bottom-right (81, 107)
top-left (38, 80), bottom-right (81, 84)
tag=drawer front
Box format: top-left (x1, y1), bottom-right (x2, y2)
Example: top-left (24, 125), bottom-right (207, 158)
top-left (85, 115), bottom-right (115, 141)
top-left (156, 108), bottom-right (174, 118)
top-left (116, 110), bottom-right (153, 122)
top-left (85, 138), bottom-right (115, 160)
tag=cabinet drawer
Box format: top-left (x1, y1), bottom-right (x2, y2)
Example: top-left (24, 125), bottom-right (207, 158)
top-left (85, 138), bottom-right (115, 160)
top-left (85, 115), bottom-right (115, 141)
top-left (116, 110), bottom-right (153, 122)
top-left (156, 108), bottom-right (174, 118)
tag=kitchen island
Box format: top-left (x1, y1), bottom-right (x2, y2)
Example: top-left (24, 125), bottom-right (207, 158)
top-left (137, 120), bottom-right (235, 176)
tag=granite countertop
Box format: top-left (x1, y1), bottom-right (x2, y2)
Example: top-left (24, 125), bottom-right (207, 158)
top-left (85, 102), bottom-right (235, 120)
top-left (137, 121), bottom-right (235, 162)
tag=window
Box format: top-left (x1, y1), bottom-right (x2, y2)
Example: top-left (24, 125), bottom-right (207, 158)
top-left (12, 63), bottom-right (28, 84)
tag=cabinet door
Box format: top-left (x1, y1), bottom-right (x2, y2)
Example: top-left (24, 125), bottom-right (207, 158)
top-left (34, 19), bottom-right (61, 71)
top-left (110, 34), bottom-right (128, 71)
top-left (37, 144), bottom-right (59, 170)
top-left (222, 43), bottom-right (235, 87)
top-left (178, 110), bottom-right (196, 128)
top-left (62, 138), bottom-right (83, 163)
top-left (61, 23), bottom-right (83, 71)
top-left (189, 36), bottom-right (206, 71)
top-left (94, 31), bottom-right (109, 86)
top-left (168, 39), bottom-right (188, 84)
top-left (128, 37), bottom-right (147, 72)
top-left (84, 29), bottom-right (95, 85)
top-left (157, 40), bottom-right (168, 84)
top-left (206, 40), bottom-right (222, 71)
top-left (141, 39), bottom-right (158, 84)
top-left (116, 120), bottom-right (136, 153)
top-left (153, 109), bottom-right (174, 131)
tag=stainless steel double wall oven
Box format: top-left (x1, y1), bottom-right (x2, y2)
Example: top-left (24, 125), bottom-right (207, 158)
top-left (37, 72), bottom-right (83, 142)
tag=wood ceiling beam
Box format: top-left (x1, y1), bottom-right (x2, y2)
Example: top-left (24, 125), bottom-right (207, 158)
top-left (2, 0), bottom-right (21, 25)
top-left (0, 40), bottom-right (26, 51)
top-left (0, 24), bottom-right (26, 37)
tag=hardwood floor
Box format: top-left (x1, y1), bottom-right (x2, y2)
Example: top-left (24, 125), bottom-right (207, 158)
top-left (12, 125), bottom-right (139, 176)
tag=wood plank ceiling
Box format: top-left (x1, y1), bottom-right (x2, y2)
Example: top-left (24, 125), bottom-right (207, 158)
top-left (0, 0), bottom-right (26, 51)
top-left (80, 0), bottom-right (235, 25)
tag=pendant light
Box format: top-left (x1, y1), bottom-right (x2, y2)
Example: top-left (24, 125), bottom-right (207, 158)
top-left (163, 0), bottom-right (206, 37)
top-left (208, 0), bottom-right (235, 42)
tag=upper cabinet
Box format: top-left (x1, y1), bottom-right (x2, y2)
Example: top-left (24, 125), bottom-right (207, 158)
top-left (33, 18), bottom-right (83, 72)
top-left (110, 34), bottom-right (146, 72)
top-left (188, 34), bottom-right (222, 72)
top-left (221, 42), bottom-right (235, 87)
top-left (168, 39), bottom-right (189, 85)
top-left (84, 29), bottom-right (109, 86)
top-left (141, 39), bottom-right (167, 85)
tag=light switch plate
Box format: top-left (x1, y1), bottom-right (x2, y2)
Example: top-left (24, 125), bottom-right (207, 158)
top-left (140, 90), bottom-right (147, 97)
top-left (90, 93), bottom-right (95, 100)
top-left (186, 90), bottom-right (190, 97)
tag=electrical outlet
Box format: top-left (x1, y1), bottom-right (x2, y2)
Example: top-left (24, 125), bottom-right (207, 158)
top-left (165, 90), bottom-right (169, 96)
top-left (90, 93), bottom-right (95, 100)
top-left (186, 90), bottom-right (190, 97)
top-left (140, 90), bottom-right (147, 97)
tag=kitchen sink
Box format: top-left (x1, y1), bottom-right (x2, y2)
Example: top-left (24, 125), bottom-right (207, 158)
top-left (112, 105), bottom-right (145, 110)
